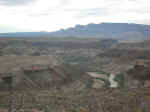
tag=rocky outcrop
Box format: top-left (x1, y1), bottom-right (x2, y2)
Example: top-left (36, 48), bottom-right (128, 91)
top-left (0, 60), bottom-right (91, 91)
top-left (126, 61), bottom-right (150, 88)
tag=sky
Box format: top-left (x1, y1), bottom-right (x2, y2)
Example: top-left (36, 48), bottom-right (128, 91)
top-left (0, 0), bottom-right (150, 33)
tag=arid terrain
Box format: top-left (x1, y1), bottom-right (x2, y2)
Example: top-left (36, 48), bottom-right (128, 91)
top-left (0, 88), bottom-right (150, 112)
top-left (0, 37), bottom-right (150, 112)
top-left (1, 37), bottom-right (150, 89)
top-left (0, 0), bottom-right (150, 110)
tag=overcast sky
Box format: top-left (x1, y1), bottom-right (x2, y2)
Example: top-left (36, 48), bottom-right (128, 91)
top-left (0, 0), bottom-right (150, 33)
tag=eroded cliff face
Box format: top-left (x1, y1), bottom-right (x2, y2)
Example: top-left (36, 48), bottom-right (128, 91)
top-left (0, 55), bottom-right (59, 89)
top-left (126, 61), bottom-right (150, 88)
top-left (0, 59), bottom-right (91, 91)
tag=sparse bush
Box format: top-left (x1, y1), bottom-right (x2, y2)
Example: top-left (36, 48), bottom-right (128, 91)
top-left (114, 73), bottom-right (125, 87)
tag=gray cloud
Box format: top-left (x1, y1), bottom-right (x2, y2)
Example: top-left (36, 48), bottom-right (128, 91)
top-left (74, 0), bottom-right (123, 18)
top-left (0, 0), bottom-right (36, 6)
top-left (76, 7), bottom-right (111, 18)
top-left (60, 0), bottom-right (70, 6)
top-left (131, 7), bottom-right (150, 14)
top-left (29, 12), bottom-right (51, 17)
top-left (75, 0), bottom-right (150, 19)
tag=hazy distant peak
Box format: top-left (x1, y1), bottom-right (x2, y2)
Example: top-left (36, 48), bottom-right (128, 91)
top-left (0, 23), bottom-right (150, 40)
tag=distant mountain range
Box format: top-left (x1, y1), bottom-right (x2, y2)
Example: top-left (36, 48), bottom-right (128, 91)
top-left (0, 23), bottom-right (150, 40)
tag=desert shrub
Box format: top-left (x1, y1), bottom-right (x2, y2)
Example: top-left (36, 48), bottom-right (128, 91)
top-left (31, 52), bottom-right (41, 56)
top-left (114, 73), bottom-right (125, 88)
top-left (87, 79), bottom-right (94, 88)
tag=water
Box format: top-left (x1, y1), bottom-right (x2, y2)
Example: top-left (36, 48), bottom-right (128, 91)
top-left (109, 73), bottom-right (118, 87)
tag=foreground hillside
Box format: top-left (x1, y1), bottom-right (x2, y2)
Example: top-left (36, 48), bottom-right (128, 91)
top-left (0, 88), bottom-right (150, 112)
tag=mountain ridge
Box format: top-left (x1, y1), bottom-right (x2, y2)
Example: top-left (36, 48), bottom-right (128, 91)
top-left (0, 23), bottom-right (150, 40)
